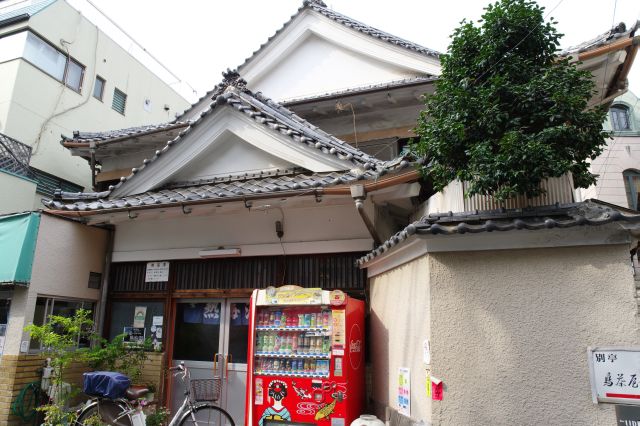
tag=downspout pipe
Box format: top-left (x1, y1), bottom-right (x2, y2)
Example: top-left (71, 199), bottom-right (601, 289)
top-left (351, 184), bottom-right (382, 246)
top-left (97, 225), bottom-right (114, 338)
top-left (90, 142), bottom-right (96, 191)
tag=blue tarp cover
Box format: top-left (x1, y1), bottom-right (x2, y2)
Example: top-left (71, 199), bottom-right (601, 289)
top-left (83, 371), bottom-right (130, 399)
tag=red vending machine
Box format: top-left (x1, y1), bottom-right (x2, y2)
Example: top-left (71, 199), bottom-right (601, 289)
top-left (245, 286), bottom-right (364, 426)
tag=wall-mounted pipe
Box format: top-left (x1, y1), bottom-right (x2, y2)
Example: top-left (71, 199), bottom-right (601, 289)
top-left (351, 184), bottom-right (381, 246)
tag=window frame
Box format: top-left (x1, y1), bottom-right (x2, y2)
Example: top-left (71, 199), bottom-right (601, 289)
top-left (610, 104), bottom-right (633, 132)
top-left (22, 31), bottom-right (85, 94)
top-left (623, 169), bottom-right (640, 211)
top-left (29, 296), bottom-right (96, 353)
top-left (93, 75), bottom-right (106, 101)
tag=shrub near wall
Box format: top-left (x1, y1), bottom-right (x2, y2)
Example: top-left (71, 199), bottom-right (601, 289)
top-left (0, 352), bottom-right (165, 426)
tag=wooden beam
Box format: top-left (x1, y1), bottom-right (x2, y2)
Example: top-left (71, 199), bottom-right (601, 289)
top-left (337, 126), bottom-right (415, 143)
top-left (96, 168), bottom-right (131, 183)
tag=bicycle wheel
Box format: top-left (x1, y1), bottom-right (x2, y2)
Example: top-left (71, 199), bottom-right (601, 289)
top-left (77, 400), bottom-right (133, 426)
top-left (179, 403), bottom-right (235, 426)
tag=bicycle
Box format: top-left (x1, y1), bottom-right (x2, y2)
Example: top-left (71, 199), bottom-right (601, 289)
top-left (76, 363), bottom-right (235, 426)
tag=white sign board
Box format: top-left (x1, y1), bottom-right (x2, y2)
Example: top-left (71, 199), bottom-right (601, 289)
top-left (589, 347), bottom-right (640, 404)
top-left (145, 261), bottom-right (169, 282)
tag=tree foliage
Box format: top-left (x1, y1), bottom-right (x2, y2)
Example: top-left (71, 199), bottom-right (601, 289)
top-left (412, 0), bottom-right (609, 201)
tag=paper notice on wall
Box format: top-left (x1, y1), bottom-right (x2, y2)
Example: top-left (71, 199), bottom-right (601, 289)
top-left (133, 306), bottom-right (147, 328)
top-left (152, 316), bottom-right (163, 326)
top-left (423, 339), bottom-right (431, 365)
top-left (398, 367), bottom-right (411, 416)
top-left (145, 261), bottom-right (169, 282)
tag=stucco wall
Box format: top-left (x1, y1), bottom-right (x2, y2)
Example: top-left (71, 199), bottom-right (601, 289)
top-left (4, 213), bottom-right (109, 355)
top-left (369, 257), bottom-right (430, 421)
top-left (0, 172), bottom-right (37, 215)
top-left (428, 245), bottom-right (638, 425)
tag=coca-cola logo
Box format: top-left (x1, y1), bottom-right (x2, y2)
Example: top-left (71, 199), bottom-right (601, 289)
top-left (349, 323), bottom-right (363, 370)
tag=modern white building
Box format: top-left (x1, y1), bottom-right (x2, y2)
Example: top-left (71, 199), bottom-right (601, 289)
top-left (0, 0), bottom-right (190, 209)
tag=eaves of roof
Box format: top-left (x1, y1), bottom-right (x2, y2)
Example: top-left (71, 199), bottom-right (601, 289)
top-left (281, 76), bottom-right (438, 106)
top-left (43, 165), bottom-right (419, 217)
top-left (96, 71), bottom-right (385, 198)
top-left (357, 200), bottom-right (640, 266)
top-left (177, 1), bottom-right (440, 121)
top-left (237, 0), bottom-right (440, 74)
top-left (61, 121), bottom-right (191, 148)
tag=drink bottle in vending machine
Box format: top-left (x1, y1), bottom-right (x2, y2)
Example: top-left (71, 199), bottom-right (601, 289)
top-left (245, 286), bottom-right (364, 426)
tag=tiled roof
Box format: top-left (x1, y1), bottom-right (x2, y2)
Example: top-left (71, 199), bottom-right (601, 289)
top-left (95, 70), bottom-right (385, 197)
top-left (237, 0), bottom-right (439, 73)
top-left (282, 76), bottom-right (437, 106)
top-left (43, 164), bottom-right (412, 212)
top-left (0, 0), bottom-right (56, 27)
top-left (357, 200), bottom-right (640, 265)
top-left (62, 122), bottom-right (190, 146)
top-left (560, 21), bottom-right (638, 56)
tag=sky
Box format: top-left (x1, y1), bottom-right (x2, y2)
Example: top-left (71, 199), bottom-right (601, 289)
top-left (69, 0), bottom-right (640, 103)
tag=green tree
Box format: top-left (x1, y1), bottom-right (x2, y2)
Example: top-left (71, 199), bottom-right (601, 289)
top-left (412, 0), bottom-right (609, 201)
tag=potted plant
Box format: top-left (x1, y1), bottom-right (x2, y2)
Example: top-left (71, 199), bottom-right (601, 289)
top-left (145, 383), bottom-right (157, 401)
top-left (145, 406), bottom-right (169, 426)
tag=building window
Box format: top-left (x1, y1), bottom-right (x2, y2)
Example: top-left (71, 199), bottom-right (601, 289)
top-left (112, 88), bottom-right (127, 115)
top-left (93, 76), bottom-right (105, 101)
top-left (29, 297), bottom-right (95, 352)
top-left (108, 301), bottom-right (164, 349)
top-left (623, 170), bottom-right (640, 211)
top-left (611, 105), bottom-right (632, 131)
top-left (23, 32), bottom-right (85, 93)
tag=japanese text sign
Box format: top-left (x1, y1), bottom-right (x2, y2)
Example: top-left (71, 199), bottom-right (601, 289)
top-left (589, 347), bottom-right (640, 404)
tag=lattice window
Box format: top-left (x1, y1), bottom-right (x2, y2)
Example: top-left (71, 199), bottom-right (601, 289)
top-left (0, 133), bottom-right (34, 179)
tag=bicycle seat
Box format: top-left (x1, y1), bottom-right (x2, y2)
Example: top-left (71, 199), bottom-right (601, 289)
top-left (125, 386), bottom-right (149, 400)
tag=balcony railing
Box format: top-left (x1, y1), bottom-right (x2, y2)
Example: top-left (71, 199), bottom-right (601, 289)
top-left (0, 133), bottom-right (34, 179)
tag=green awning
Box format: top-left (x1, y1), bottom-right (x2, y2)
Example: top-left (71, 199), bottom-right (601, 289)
top-left (0, 212), bottom-right (40, 286)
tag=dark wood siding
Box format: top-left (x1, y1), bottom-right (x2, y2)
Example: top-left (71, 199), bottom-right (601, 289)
top-left (109, 253), bottom-right (366, 293)
top-left (110, 262), bottom-right (167, 292)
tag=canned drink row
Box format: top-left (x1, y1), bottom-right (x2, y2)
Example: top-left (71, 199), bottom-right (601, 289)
top-left (257, 309), bottom-right (331, 328)
top-left (256, 332), bottom-right (330, 354)
top-left (254, 358), bottom-right (330, 375)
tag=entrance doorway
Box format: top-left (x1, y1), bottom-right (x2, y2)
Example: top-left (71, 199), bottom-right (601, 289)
top-left (170, 298), bottom-right (249, 425)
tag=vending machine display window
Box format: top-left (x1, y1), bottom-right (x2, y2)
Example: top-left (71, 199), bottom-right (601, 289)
top-left (245, 286), bottom-right (364, 426)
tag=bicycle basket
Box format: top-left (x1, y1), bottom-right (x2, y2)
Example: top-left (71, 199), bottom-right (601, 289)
top-left (190, 377), bottom-right (221, 402)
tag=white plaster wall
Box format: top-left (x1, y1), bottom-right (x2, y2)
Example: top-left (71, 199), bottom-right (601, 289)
top-left (369, 257), bottom-right (431, 421)
top-left (4, 213), bottom-right (108, 355)
top-left (0, 171), bottom-right (37, 215)
top-left (113, 202), bottom-right (370, 256)
top-left (171, 133), bottom-right (294, 183)
top-left (250, 34), bottom-right (420, 102)
top-left (428, 245), bottom-right (638, 425)
top-left (576, 134), bottom-right (640, 208)
top-left (0, 0), bottom-right (189, 189)
top-left (576, 91), bottom-right (640, 207)
top-left (0, 60), bottom-right (19, 131)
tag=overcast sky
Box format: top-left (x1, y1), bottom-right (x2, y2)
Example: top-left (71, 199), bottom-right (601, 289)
top-left (73, 0), bottom-right (640, 103)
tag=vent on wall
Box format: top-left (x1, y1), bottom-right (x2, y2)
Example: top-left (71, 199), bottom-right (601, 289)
top-left (88, 272), bottom-right (102, 289)
top-left (112, 88), bottom-right (127, 115)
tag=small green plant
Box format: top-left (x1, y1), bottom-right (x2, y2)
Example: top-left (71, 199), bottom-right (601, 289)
top-left (85, 334), bottom-right (152, 384)
top-left (82, 412), bottom-right (107, 426)
top-left (25, 309), bottom-right (94, 426)
top-left (145, 406), bottom-right (170, 426)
